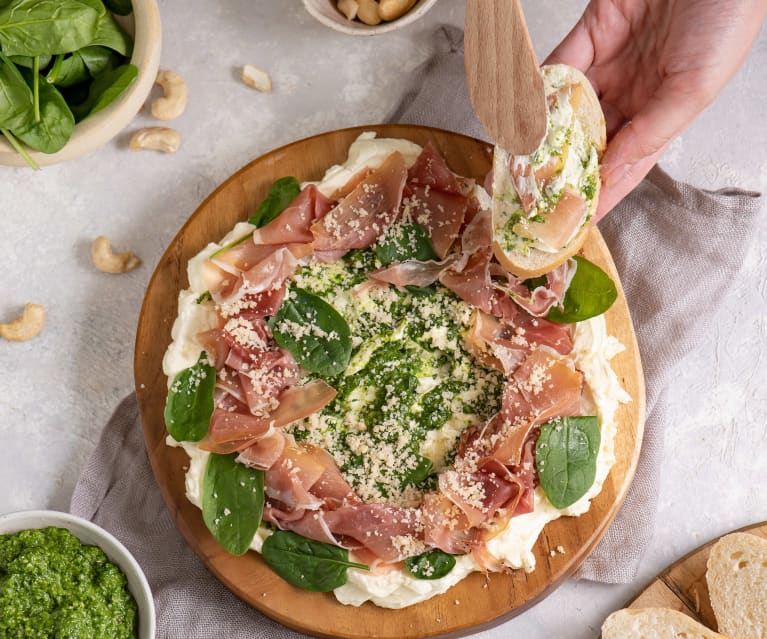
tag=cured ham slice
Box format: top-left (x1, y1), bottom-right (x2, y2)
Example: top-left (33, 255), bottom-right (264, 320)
top-left (202, 380), bottom-right (336, 446)
top-left (470, 348), bottom-right (583, 467)
top-left (522, 187), bottom-right (587, 250)
top-left (322, 504), bottom-right (421, 562)
top-left (490, 260), bottom-right (573, 317)
top-left (404, 185), bottom-right (467, 259)
top-left (369, 257), bottom-right (454, 288)
top-left (407, 142), bottom-right (466, 195)
top-left (263, 507), bottom-right (339, 546)
top-left (240, 247), bottom-right (301, 296)
top-left (311, 152), bottom-right (407, 252)
top-left (237, 429), bottom-right (287, 470)
top-left (252, 185), bottom-right (335, 245)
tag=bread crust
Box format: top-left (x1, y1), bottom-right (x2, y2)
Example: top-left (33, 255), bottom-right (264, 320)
top-left (602, 608), bottom-right (729, 639)
top-left (492, 64), bottom-right (606, 278)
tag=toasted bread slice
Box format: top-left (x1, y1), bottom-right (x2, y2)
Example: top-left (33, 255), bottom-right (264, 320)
top-left (602, 608), bottom-right (730, 639)
top-left (491, 64), bottom-right (606, 278)
top-left (707, 532), bottom-right (767, 639)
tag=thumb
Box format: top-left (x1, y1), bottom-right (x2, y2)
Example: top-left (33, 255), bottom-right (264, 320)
top-left (596, 81), bottom-right (707, 219)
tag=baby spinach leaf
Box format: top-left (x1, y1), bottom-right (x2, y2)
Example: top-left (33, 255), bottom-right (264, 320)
top-left (77, 45), bottom-right (118, 77)
top-left (1, 127), bottom-right (38, 168)
top-left (50, 52), bottom-right (89, 87)
top-left (269, 287), bottom-right (352, 377)
top-left (375, 223), bottom-right (437, 266)
top-left (8, 54), bottom-right (51, 69)
top-left (0, 0), bottom-right (101, 57)
top-left (0, 57), bottom-right (34, 130)
top-left (405, 549), bottom-right (456, 580)
top-left (535, 415), bottom-right (600, 509)
top-left (202, 453), bottom-right (264, 556)
top-left (248, 176), bottom-right (301, 227)
top-left (89, 10), bottom-right (132, 56)
top-left (546, 256), bottom-right (617, 324)
top-left (12, 79), bottom-right (73, 153)
top-left (404, 284), bottom-right (435, 297)
top-left (262, 531), bottom-right (369, 592)
top-left (103, 0), bottom-right (132, 15)
top-left (164, 352), bottom-right (216, 442)
top-left (402, 455), bottom-right (433, 487)
top-left (523, 275), bottom-right (547, 291)
top-left (70, 62), bottom-right (136, 121)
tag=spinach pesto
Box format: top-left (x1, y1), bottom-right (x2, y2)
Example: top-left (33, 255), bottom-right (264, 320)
top-left (0, 527), bottom-right (138, 638)
top-left (287, 248), bottom-right (504, 505)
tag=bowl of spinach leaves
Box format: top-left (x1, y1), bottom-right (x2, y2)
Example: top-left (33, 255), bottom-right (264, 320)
top-left (0, 0), bottom-right (161, 169)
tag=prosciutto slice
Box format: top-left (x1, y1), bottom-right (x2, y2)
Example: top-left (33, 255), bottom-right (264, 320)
top-left (404, 185), bottom-right (467, 259)
top-left (252, 185), bottom-right (335, 245)
top-left (407, 142), bottom-right (467, 195)
top-left (311, 151), bottom-right (407, 251)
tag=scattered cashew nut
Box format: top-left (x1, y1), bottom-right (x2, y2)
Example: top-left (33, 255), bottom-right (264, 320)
top-left (337, 0), bottom-right (359, 20)
top-left (356, 0), bottom-right (381, 25)
top-left (91, 236), bottom-right (141, 274)
top-left (129, 127), bottom-right (180, 154)
top-left (0, 303), bottom-right (45, 342)
top-left (379, 0), bottom-right (417, 21)
top-left (151, 70), bottom-right (188, 121)
top-left (241, 65), bottom-right (272, 92)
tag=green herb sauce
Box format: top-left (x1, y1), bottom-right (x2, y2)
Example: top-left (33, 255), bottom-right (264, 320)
top-left (288, 249), bottom-right (503, 505)
top-left (0, 527), bottom-right (138, 638)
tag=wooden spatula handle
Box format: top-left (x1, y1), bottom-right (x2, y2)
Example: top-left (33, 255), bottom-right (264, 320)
top-left (465, 0), bottom-right (547, 154)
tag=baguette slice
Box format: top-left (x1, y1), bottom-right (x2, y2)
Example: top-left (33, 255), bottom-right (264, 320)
top-left (491, 64), bottom-right (606, 278)
top-left (602, 608), bottom-right (730, 639)
top-left (707, 532), bottom-right (767, 639)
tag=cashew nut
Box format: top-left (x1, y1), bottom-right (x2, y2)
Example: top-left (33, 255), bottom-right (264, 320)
top-left (241, 65), bottom-right (272, 92)
top-left (337, 0), bottom-right (359, 20)
top-left (151, 70), bottom-right (188, 121)
top-left (91, 236), bottom-right (141, 274)
top-left (356, 0), bottom-right (381, 25)
top-left (379, 0), bottom-right (417, 21)
top-left (129, 127), bottom-right (180, 153)
top-left (0, 303), bottom-right (45, 342)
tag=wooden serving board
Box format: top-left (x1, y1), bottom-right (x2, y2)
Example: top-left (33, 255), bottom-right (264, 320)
top-left (620, 522), bottom-right (767, 631)
top-left (134, 125), bottom-right (646, 639)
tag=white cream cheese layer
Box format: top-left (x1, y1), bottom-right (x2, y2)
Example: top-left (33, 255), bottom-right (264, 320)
top-left (163, 134), bottom-right (630, 609)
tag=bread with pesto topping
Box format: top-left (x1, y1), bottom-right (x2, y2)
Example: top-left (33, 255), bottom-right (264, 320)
top-left (491, 64), bottom-right (606, 278)
top-left (602, 608), bottom-right (730, 639)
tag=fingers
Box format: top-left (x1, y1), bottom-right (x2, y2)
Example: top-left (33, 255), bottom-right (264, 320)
top-left (595, 80), bottom-right (709, 219)
top-left (543, 16), bottom-right (594, 72)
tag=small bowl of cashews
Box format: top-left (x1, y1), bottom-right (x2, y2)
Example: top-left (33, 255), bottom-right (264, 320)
top-left (303, 0), bottom-right (438, 35)
top-left (0, 0), bottom-right (162, 168)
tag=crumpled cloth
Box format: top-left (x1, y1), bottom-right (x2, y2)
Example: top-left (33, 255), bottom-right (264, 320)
top-left (71, 23), bottom-right (762, 638)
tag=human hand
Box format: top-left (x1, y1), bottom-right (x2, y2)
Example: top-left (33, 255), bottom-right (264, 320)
top-left (545, 0), bottom-right (767, 220)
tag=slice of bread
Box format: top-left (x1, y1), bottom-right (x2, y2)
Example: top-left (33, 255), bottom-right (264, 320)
top-left (707, 532), bottom-right (767, 639)
top-left (491, 64), bottom-right (606, 278)
top-left (602, 608), bottom-right (730, 639)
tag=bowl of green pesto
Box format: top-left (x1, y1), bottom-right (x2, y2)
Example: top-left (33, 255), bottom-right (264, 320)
top-left (0, 510), bottom-right (155, 639)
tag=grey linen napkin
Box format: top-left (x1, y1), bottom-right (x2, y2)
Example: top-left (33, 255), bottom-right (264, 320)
top-left (71, 23), bottom-right (762, 637)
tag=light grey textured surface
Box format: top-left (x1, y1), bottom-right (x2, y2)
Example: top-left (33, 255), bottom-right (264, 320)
top-left (3, 0), bottom-right (767, 636)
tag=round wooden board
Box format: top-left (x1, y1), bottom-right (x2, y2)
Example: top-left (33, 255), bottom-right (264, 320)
top-left (610, 521), bottom-right (767, 635)
top-left (134, 125), bottom-right (646, 639)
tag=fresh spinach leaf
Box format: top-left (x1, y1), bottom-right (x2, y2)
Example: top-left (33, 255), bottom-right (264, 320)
top-left (70, 62), bottom-right (136, 121)
top-left (12, 78), bottom-right (73, 153)
top-left (202, 453), bottom-right (264, 556)
top-left (1, 127), bottom-right (38, 168)
top-left (89, 10), bottom-right (132, 56)
top-left (523, 275), bottom-right (547, 291)
top-left (262, 531), bottom-right (369, 592)
top-left (546, 256), bottom-right (617, 324)
top-left (269, 287), bottom-right (352, 377)
top-left (77, 45), bottom-right (118, 77)
top-left (164, 352), bottom-right (216, 442)
top-left (50, 52), bottom-right (89, 87)
top-left (248, 176), bottom-right (301, 227)
top-left (103, 0), bottom-right (132, 15)
top-left (375, 223), bottom-right (437, 266)
top-left (8, 54), bottom-right (51, 69)
top-left (535, 415), bottom-right (600, 509)
top-left (404, 284), bottom-right (435, 297)
top-left (405, 549), bottom-right (456, 580)
top-left (403, 455), bottom-right (433, 486)
top-left (0, 0), bottom-right (101, 57)
top-left (0, 56), bottom-right (33, 130)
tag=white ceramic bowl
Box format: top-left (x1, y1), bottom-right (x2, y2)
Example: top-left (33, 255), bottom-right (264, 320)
top-left (303, 0), bottom-right (438, 36)
top-left (0, 510), bottom-right (156, 639)
top-left (0, 0), bottom-right (162, 167)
